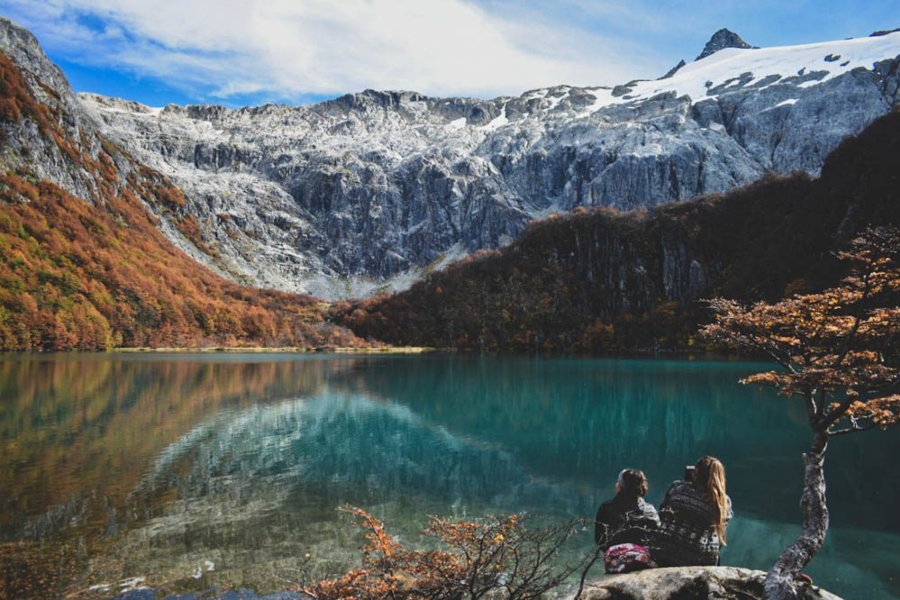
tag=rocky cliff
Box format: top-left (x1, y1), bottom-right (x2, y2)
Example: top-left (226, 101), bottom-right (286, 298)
top-left (334, 107), bottom-right (900, 354)
top-left (2, 18), bottom-right (900, 299)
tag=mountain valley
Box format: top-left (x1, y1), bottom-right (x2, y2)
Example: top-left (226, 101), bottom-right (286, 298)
top-left (0, 16), bottom-right (899, 351)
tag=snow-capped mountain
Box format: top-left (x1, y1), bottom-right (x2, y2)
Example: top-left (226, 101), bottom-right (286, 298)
top-left (3, 18), bottom-right (900, 299)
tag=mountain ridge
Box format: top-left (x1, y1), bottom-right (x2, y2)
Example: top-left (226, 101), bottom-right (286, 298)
top-left (0, 16), bottom-right (899, 313)
top-left (63, 23), bottom-right (900, 299)
top-left (332, 107), bottom-right (900, 353)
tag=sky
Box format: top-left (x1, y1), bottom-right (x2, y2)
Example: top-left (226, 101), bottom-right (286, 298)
top-left (1, 0), bottom-right (899, 109)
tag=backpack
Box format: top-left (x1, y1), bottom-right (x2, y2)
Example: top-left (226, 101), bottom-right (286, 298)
top-left (603, 542), bottom-right (656, 574)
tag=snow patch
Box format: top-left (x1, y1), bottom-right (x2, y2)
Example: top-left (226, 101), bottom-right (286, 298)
top-left (481, 103), bottom-right (509, 131)
top-left (578, 88), bottom-right (616, 116)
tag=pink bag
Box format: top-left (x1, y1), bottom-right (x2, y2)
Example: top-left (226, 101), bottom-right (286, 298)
top-left (604, 542), bottom-right (656, 574)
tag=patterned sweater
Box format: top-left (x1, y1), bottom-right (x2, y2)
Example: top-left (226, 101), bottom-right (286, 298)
top-left (652, 480), bottom-right (733, 567)
top-left (594, 495), bottom-right (661, 550)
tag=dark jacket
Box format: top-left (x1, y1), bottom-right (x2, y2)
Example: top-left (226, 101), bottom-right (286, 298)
top-left (594, 494), bottom-right (660, 550)
top-left (652, 480), bottom-right (733, 567)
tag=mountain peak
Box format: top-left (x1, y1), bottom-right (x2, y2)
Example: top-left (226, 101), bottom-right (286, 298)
top-left (0, 17), bottom-right (76, 111)
top-left (696, 28), bottom-right (755, 61)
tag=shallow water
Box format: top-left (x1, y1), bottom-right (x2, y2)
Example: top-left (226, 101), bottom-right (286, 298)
top-left (1, 353), bottom-right (897, 598)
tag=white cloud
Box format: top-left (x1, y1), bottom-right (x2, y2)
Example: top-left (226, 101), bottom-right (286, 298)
top-left (0, 0), bottom-right (655, 103)
top-left (8, 0), bottom-right (896, 106)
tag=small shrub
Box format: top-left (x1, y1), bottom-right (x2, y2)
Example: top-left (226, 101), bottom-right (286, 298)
top-left (299, 506), bottom-right (595, 600)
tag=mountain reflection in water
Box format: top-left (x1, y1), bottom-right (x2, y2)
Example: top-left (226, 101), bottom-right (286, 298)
top-left (0, 354), bottom-right (897, 599)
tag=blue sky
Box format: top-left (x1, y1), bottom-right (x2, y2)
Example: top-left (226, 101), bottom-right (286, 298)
top-left (1, 0), bottom-right (899, 108)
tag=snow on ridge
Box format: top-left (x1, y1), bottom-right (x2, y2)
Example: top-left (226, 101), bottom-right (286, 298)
top-left (481, 102), bottom-right (509, 131)
top-left (629, 31), bottom-right (900, 104)
top-left (551, 31), bottom-right (900, 119)
top-left (577, 88), bottom-right (616, 117)
top-left (78, 92), bottom-right (164, 117)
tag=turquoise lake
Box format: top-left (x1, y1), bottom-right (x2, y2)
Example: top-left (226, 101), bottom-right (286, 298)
top-left (1, 354), bottom-right (898, 598)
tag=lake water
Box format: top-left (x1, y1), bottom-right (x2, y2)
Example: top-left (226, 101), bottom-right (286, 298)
top-left (1, 353), bottom-right (898, 599)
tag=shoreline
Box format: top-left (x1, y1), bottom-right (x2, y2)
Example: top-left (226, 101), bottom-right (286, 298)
top-left (112, 345), bottom-right (438, 354)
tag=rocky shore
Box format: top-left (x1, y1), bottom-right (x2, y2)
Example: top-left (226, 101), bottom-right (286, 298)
top-left (102, 566), bottom-right (842, 600)
top-left (564, 566), bottom-right (841, 600)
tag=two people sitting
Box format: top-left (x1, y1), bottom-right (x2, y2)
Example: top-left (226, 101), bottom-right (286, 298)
top-left (594, 456), bottom-right (732, 573)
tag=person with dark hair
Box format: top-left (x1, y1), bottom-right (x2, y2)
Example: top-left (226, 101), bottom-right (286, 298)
top-left (653, 456), bottom-right (733, 567)
top-left (594, 469), bottom-right (660, 573)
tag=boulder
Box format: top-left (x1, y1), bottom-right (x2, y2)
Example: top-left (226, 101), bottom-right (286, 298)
top-left (562, 566), bottom-right (841, 600)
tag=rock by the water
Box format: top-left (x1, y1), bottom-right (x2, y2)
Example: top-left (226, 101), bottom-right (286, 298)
top-left (563, 566), bottom-right (841, 600)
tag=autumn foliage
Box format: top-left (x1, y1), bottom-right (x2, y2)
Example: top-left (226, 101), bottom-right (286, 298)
top-left (0, 51), bottom-right (368, 351)
top-left (702, 226), bottom-right (900, 438)
top-left (300, 507), bottom-right (590, 600)
top-left (700, 227), bottom-right (900, 599)
top-left (0, 170), bottom-right (368, 350)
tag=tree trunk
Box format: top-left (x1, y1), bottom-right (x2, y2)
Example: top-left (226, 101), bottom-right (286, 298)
top-left (764, 438), bottom-right (829, 600)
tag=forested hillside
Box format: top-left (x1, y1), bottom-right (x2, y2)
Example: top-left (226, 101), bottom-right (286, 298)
top-left (333, 108), bottom-right (900, 354)
top-left (0, 52), bottom-right (366, 351)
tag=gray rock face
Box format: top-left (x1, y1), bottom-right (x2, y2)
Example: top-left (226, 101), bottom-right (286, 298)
top-left (0, 17), bottom-right (107, 203)
top-left (696, 28), bottom-right (755, 60)
top-left (564, 566), bottom-right (841, 600)
top-left (0, 18), bottom-right (70, 104)
top-left (2, 17), bottom-right (900, 299)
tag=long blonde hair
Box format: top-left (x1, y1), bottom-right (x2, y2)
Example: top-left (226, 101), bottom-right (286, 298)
top-left (695, 456), bottom-right (728, 545)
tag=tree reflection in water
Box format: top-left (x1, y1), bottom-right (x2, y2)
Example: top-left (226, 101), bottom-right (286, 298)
top-left (0, 354), bottom-right (897, 598)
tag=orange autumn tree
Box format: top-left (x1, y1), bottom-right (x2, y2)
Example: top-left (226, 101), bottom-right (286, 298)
top-left (701, 226), bottom-right (900, 600)
top-left (301, 506), bottom-right (591, 600)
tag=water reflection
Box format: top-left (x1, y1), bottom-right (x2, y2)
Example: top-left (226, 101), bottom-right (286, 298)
top-left (331, 356), bottom-right (900, 530)
top-left (139, 394), bottom-right (532, 510)
top-left (0, 354), bottom-right (353, 537)
top-left (1, 354), bottom-right (898, 599)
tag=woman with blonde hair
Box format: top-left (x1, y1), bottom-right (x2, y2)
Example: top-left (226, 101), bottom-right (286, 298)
top-left (652, 456), bottom-right (732, 567)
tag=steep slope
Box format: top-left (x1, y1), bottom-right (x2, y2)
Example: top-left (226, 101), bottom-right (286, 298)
top-left (0, 36), bottom-right (365, 350)
top-left (332, 108), bottom-right (900, 354)
top-left (73, 28), bottom-right (900, 299)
